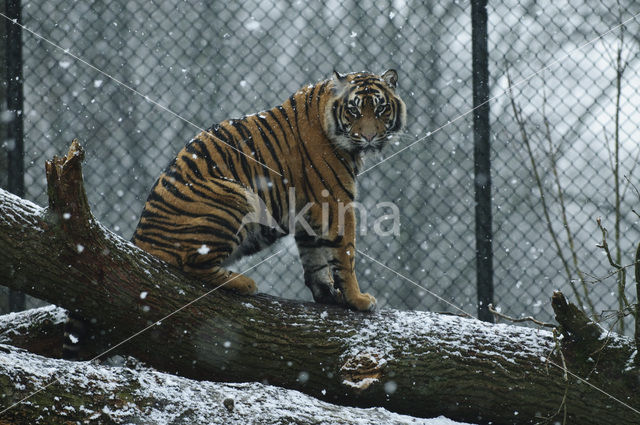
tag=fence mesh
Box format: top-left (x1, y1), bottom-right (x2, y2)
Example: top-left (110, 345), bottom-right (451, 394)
top-left (3, 0), bottom-right (640, 329)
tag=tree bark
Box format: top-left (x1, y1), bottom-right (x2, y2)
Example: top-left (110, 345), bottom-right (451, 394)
top-left (2, 343), bottom-right (452, 425)
top-left (0, 305), bottom-right (66, 358)
top-left (1, 140), bottom-right (639, 424)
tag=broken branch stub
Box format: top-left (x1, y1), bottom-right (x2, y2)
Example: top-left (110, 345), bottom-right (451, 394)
top-left (551, 291), bottom-right (603, 346)
top-left (44, 139), bottom-right (93, 233)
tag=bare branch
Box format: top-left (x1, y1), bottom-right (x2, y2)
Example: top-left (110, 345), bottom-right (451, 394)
top-left (595, 217), bottom-right (634, 316)
top-left (488, 304), bottom-right (555, 328)
top-left (542, 86), bottom-right (591, 313)
top-left (507, 69), bottom-right (592, 313)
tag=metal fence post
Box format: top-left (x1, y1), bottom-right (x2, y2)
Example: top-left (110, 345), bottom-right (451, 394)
top-left (471, 0), bottom-right (494, 322)
top-left (5, 0), bottom-right (26, 312)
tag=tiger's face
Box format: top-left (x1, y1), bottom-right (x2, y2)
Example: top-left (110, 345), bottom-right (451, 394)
top-left (324, 69), bottom-right (406, 154)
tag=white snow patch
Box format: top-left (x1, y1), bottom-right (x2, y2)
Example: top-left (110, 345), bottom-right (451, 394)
top-left (197, 244), bottom-right (211, 255)
top-left (625, 349), bottom-right (637, 372)
top-left (342, 377), bottom-right (379, 389)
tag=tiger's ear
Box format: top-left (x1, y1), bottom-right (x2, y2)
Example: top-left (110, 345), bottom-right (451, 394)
top-left (381, 69), bottom-right (398, 89)
top-left (333, 70), bottom-right (347, 82)
top-left (332, 70), bottom-right (348, 94)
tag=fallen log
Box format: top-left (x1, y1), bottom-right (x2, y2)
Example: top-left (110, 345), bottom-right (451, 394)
top-left (1, 140), bottom-right (639, 424)
top-left (1, 343), bottom-right (470, 425)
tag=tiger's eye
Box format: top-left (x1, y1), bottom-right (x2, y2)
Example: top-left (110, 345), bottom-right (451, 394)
top-left (375, 104), bottom-right (389, 116)
top-left (346, 105), bottom-right (360, 117)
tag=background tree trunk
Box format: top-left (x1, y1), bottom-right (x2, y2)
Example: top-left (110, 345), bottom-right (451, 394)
top-left (1, 141), bottom-right (639, 424)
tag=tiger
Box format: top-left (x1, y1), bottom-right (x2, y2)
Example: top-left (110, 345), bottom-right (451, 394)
top-left (131, 70), bottom-right (406, 311)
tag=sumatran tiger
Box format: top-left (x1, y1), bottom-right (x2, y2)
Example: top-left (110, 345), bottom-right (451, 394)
top-left (131, 70), bottom-right (406, 311)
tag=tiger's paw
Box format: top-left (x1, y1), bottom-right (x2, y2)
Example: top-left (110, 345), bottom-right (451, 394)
top-left (349, 292), bottom-right (377, 312)
top-left (222, 273), bottom-right (257, 295)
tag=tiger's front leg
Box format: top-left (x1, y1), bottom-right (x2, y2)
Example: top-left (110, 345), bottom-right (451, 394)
top-left (331, 206), bottom-right (376, 311)
top-left (301, 208), bottom-right (376, 311)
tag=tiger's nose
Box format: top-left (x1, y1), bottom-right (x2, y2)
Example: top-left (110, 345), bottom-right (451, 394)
top-left (358, 131), bottom-right (376, 142)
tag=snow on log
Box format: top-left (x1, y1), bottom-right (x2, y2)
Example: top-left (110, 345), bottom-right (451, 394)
top-left (1, 140), bottom-right (639, 424)
top-left (0, 344), bottom-right (469, 425)
top-left (0, 305), bottom-right (66, 357)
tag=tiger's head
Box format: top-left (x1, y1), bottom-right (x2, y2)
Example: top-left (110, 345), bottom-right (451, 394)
top-left (323, 69), bottom-right (406, 154)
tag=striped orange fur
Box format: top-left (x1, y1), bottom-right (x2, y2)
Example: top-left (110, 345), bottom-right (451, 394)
top-left (132, 70), bottom-right (406, 311)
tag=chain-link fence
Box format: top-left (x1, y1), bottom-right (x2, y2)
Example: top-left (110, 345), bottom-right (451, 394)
top-left (490, 1), bottom-right (640, 331)
top-left (2, 0), bottom-right (640, 329)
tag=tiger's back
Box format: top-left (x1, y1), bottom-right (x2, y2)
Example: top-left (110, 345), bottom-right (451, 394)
top-left (132, 70), bottom-right (406, 311)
